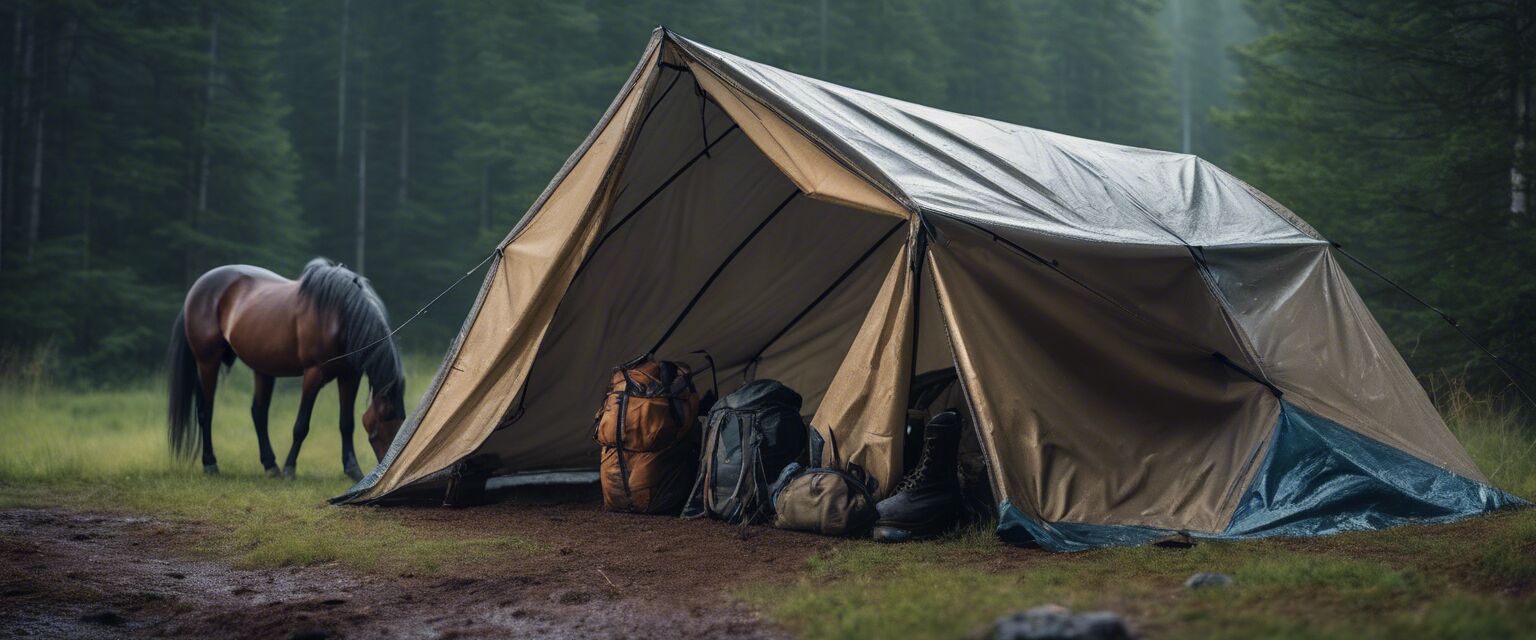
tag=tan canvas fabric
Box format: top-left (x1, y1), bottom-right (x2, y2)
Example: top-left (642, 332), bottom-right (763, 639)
top-left (810, 241), bottom-right (913, 498)
top-left (928, 219), bottom-right (1279, 532)
top-left (683, 52), bottom-right (908, 220)
top-left (472, 122), bottom-right (903, 472)
top-left (1201, 243), bottom-right (1484, 482)
top-left (348, 43), bottom-right (663, 501)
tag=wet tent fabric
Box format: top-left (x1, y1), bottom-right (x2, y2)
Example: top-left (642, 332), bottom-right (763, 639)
top-left (336, 29), bottom-right (1523, 550)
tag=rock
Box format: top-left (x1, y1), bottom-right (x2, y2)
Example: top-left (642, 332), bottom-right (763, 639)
top-left (288, 630), bottom-right (328, 640)
top-left (80, 610), bottom-right (127, 626)
top-left (1183, 572), bottom-right (1234, 590)
top-left (988, 604), bottom-right (1131, 640)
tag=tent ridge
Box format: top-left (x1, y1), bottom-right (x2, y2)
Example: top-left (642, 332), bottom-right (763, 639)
top-left (666, 31), bottom-right (919, 217)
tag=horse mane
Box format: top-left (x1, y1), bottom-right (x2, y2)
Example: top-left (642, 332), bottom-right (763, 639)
top-left (298, 258), bottom-right (404, 402)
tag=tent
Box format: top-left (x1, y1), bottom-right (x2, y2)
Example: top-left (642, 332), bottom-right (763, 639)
top-left (336, 29), bottom-right (1524, 551)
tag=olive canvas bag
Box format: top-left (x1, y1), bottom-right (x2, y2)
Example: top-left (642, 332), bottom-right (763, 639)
top-left (768, 428), bottom-right (879, 537)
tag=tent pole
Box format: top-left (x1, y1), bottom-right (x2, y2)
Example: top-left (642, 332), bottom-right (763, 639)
top-left (909, 224), bottom-right (928, 384)
top-left (743, 220), bottom-right (906, 372)
top-left (650, 190), bottom-right (800, 355)
top-left (574, 124), bottom-right (740, 276)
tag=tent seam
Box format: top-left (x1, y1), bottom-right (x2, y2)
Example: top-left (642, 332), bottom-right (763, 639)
top-left (667, 32), bottom-right (919, 217)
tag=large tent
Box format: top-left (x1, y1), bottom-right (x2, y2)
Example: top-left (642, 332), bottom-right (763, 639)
top-left (336, 29), bottom-right (1522, 551)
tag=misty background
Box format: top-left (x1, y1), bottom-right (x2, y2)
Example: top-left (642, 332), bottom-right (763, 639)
top-left (0, 0), bottom-right (1531, 397)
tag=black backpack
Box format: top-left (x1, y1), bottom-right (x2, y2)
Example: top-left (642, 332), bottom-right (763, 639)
top-left (682, 379), bottom-right (807, 524)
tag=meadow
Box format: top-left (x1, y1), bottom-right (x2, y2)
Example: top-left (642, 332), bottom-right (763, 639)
top-left (1, 354), bottom-right (1533, 639)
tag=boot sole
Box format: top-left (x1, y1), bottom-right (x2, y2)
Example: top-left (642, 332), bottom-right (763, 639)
top-left (873, 506), bottom-right (958, 538)
top-left (872, 525), bottom-right (947, 543)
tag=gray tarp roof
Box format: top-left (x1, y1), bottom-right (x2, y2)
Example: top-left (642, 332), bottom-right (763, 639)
top-left (675, 34), bottom-right (1324, 246)
top-left (339, 32), bottom-right (1506, 547)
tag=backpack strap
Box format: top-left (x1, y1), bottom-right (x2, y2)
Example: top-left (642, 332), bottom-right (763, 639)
top-left (682, 410), bottom-right (721, 518)
top-left (614, 367), bottom-right (639, 505)
top-left (691, 349), bottom-right (719, 400)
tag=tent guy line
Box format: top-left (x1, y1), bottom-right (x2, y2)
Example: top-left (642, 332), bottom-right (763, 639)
top-left (1330, 241), bottom-right (1536, 409)
top-left (319, 248), bottom-right (498, 368)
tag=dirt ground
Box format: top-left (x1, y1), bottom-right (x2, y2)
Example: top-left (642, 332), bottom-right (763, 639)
top-left (0, 485), bottom-right (828, 639)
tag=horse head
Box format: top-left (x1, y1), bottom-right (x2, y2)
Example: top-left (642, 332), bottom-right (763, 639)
top-left (362, 381), bottom-right (405, 462)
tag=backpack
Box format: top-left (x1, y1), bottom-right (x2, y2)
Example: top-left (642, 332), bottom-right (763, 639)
top-left (593, 356), bottom-right (702, 514)
top-left (769, 429), bottom-right (879, 537)
top-left (683, 379), bottom-right (807, 524)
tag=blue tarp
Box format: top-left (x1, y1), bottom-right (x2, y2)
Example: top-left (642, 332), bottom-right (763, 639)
top-left (997, 402), bottom-right (1527, 552)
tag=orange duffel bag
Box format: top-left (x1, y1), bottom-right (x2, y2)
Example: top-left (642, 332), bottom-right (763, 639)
top-left (594, 356), bottom-right (703, 514)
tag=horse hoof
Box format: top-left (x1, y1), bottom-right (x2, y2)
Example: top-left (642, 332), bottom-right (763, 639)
top-left (203, 464), bottom-right (220, 475)
top-left (264, 467), bottom-right (281, 478)
top-left (344, 466), bottom-right (364, 482)
top-left (282, 466), bottom-right (296, 480)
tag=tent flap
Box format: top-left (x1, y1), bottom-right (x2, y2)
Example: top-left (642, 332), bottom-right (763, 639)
top-left (999, 402), bottom-right (1525, 552)
top-left (335, 36), bottom-right (665, 503)
top-left (809, 241), bottom-right (914, 497)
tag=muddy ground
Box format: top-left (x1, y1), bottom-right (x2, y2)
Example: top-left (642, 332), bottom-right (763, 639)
top-left (0, 485), bottom-right (826, 639)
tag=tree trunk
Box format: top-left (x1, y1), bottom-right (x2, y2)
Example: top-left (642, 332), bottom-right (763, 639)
top-left (25, 109), bottom-right (41, 264)
top-left (1173, 0), bottom-right (1192, 154)
top-left (1, 99), bottom-right (6, 271)
top-left (355, 88), bottom-right (368, 275)
top-left (61, 17), bottom-right (80, 269)
top-left (1514, 77), bottom-right (1529, 217)
top-left (336, 0), bottom-right (350, 176)
top-left (5, 5), bottom-right (26, 268)
top-left (20, 7), bottom-right (36, 264)
top-left (478, 161), bottom-right (490, 232)
top-left (1513, 7), bottom-right (1530, 218)
top-left (190, 10), bottom-right (218, 279)
top-left (818, 0), bottom-right (828, 76)
top-left (397, 89), bottom-right (409, 207)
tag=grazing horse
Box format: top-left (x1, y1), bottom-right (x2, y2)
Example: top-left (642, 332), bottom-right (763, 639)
top-left (166, 258), bottom-right (405, 481)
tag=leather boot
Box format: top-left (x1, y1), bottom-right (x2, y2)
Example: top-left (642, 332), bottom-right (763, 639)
top-left (873, 411), bottom-right (962, 542)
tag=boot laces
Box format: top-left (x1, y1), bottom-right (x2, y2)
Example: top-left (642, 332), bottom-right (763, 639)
top-left (896, 451), bottom-right (931, 493)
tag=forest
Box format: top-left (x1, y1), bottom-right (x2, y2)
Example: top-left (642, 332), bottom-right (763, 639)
top-left (0, 0), bottom-right (1531, 397)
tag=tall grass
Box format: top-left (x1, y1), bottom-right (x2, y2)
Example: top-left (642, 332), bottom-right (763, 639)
top-left (1433, 376), bottom-right (1536, 498)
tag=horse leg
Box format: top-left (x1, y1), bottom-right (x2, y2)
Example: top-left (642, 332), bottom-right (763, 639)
top-left (337, 373), bottom-right (363, 482)
top-left (251, 373), bottom-right (279, 477)
top-left (281, 368), bottom-right (327, 480)
top-left (196, 359), bottom-right (221, 475)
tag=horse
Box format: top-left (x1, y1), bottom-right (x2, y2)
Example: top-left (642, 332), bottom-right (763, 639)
top-left (166, 258), bottom-right (406, 481)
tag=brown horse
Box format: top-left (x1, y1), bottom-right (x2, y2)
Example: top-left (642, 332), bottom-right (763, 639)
top-left (167, 258), bottom-right (405, 481)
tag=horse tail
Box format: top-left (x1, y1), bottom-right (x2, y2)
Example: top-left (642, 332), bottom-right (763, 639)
top-left (166, 308), bottom-right (199, 459)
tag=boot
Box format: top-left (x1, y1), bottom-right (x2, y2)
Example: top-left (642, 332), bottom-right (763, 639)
top-left (873, 411), bottom-right (962, 542)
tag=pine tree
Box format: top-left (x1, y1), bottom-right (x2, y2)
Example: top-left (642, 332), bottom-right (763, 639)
top-left (1035, 0), bottom-right (1176, 149)
top-left (1225, 0), bottom-right (1536, 382)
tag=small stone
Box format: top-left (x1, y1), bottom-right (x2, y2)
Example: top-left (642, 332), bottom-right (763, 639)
top-left (80, 610), bottom-right (127, 626)
top-left (989, 604), bottom-right (1130, 640)
top-left (1184, 572), bottom-right (1234, 590)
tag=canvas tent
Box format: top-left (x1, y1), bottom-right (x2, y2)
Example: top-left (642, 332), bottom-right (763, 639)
top-left (336, 29), bottom-right (1523, 551)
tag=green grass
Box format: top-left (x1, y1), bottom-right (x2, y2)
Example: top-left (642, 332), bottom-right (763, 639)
top-left (1, 356), bottom-right (1532, 638)
top-left (740, 387), bottom-right (1536, 640)
top-left (0, 352), bottom-right (549, 575)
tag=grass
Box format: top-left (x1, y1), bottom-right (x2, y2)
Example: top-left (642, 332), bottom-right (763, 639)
top-left (1, 355), bottom-right (1532, 638)
top-left (0, 352), bottom-right (549, 575)
top-left (742, 513), bottom-right (1536, 639)
top-left (739, 385), bottom-right (1536, 640)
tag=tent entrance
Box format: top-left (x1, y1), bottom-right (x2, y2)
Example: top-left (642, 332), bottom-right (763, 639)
top-left (468, 57), bottom-right (916, 478)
